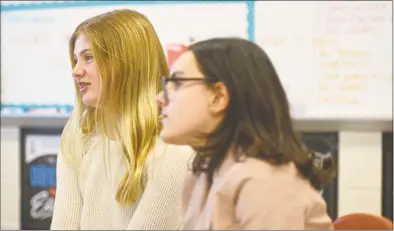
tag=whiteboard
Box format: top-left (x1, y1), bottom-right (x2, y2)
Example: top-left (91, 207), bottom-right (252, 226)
top-left (255, 1), bottom-right (392, 119)
top-left (1, 2), bottom-right (248, 106)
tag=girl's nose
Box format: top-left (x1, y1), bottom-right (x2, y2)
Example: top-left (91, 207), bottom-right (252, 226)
top-left (72, 63), bottom-right (85, 79)
top-left (156, 91), bottom-right (168, 107)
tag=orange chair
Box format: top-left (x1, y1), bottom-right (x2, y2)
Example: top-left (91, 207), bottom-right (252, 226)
top-left (334, 213), bottom-right (393, 230)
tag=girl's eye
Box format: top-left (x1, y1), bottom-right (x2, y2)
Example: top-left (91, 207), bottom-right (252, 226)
top-left (85, 55), bottom-right (94, 62)
top-left (173, 81), bottom-right (183, 89)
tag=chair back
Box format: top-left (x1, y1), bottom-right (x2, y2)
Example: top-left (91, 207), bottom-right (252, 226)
top-left (333, 213), bottom-right (393, 230)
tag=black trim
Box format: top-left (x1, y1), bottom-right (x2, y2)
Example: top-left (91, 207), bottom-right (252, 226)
top-left (382, 132), bottom-right (393, 221)
top-left (20, 127), bottom-right (63, 230)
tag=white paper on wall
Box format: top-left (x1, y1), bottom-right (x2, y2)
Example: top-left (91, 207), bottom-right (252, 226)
top-left (255, 1), bottom-right (392, 119)
top-left (1, 2), bottom-right (248, 105)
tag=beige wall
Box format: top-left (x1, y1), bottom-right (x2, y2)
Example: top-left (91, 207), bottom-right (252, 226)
top-left (1, 128), bottom-right (20, 230)
top-left (338, 132), bottom-right (383, 216)
top-left (0, 127), bottom-right (387, 229)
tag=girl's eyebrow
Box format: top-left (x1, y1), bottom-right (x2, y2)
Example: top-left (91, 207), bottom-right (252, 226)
top-left (169, 71), bottom-right (184, 79)
top-left (74, 48), bottom-right (92, 57)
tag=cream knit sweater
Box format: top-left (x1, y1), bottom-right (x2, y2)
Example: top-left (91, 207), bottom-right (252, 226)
top-left (50, 137), bottom-right (194, 230)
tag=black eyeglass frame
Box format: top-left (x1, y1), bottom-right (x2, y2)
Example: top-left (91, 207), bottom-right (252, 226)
top-left (161, 76), bottom-right (205, 101)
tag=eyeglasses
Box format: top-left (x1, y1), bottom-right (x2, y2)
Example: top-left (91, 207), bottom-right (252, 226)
top-left (161, 76), bottom-right (205, 101)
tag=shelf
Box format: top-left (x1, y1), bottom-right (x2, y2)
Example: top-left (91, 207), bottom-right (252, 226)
top-left (1, 114), bottom-right (70, 128)
top-left (1, 114), bottom-right (392, 132)
top-left (293, 118), bottom-right (392, 132)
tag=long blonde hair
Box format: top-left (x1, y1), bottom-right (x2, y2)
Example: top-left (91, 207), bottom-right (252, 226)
top-left (61, 9), bottom-right (169, 205)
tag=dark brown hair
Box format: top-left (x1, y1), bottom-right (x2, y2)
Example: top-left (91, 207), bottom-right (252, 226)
top-left (188, 37), bottom-right (336, 190)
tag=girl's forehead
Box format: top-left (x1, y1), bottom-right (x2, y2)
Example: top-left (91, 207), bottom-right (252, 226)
top-left (170, 51), bottom-right (201, 76)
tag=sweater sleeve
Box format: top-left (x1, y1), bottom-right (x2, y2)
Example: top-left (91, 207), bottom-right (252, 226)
top-left (126, 144), bottom-right (194, 230)
top-left (50, 153), bottom-right (83, 230)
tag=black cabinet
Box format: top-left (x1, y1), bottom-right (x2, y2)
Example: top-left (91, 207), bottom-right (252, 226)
top-left (300, 132), bottom-right (339, 220)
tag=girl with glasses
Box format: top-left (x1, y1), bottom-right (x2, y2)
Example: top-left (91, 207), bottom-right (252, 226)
top-left (156, 37), bottom-right (336, 230)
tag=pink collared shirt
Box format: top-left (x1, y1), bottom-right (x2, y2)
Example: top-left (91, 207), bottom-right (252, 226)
top-left (181, 156), bottom-right (333, 230)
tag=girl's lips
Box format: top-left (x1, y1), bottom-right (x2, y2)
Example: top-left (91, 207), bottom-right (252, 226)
top-left (79, 82), bottom-right (90, 93)
top-left (80, 85), bottom-right (89, 93)
top-left (158, 114), bottom-right (168, 120)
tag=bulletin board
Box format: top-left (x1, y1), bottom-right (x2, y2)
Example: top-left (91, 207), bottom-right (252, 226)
top-left (1, 1), bottom-right (392, 121)
top-left (255, 1), bottom-right (392, 120)
top-left (1, 1), bottom-right (249, 106)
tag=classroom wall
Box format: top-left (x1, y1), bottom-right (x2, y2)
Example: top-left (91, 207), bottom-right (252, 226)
top-left (1, 1), bottom-right (392, 229)
top-left (1, 128), bottom-right (20, 230)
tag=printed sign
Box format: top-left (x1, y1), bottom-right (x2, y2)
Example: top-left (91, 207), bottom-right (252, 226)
top-left (20, 128), bottom-right (62, 230)
top-left (300, 132), bottom-right (339, 220)
top-left (166, 43), bottom-right (188, 66)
